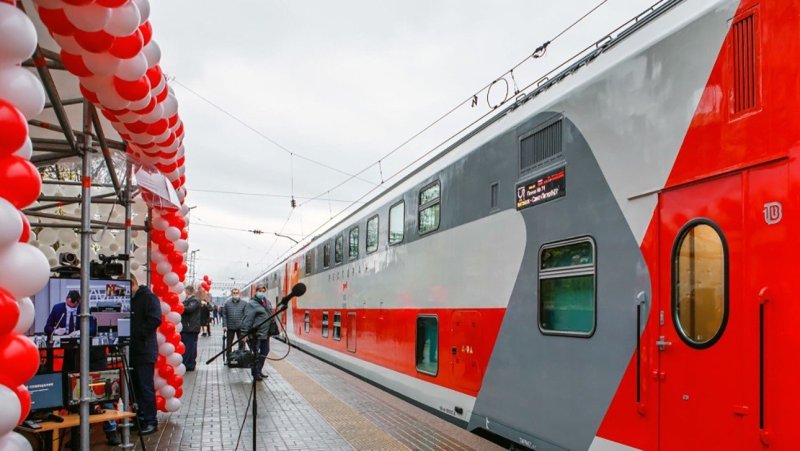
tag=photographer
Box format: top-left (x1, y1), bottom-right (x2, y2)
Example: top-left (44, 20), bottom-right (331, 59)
top-left (239, 285), bottom-right (274, 381)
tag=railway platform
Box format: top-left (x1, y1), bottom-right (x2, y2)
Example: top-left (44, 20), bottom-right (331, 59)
top-left (86, 333), bottom-right (501, 450)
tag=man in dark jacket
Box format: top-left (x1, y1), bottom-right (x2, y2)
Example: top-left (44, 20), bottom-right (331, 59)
top-left (221, 288), bottom-right (247, 361)
top-left (240, 285), bottom-right (274, 381)
top-left (181, 285), bottom-right (201, 371)
top-left (129, 274), bottom-right (161, 435)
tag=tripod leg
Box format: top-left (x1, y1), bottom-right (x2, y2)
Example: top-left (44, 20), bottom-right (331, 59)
top-left (117, 349), bottom-right (149, 451)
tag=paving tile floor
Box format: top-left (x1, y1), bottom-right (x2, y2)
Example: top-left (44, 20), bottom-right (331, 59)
top-left (83, 327), bottom-right (503, 450)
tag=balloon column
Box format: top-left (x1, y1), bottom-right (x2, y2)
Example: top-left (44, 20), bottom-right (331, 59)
top-left (31, 0), bottom-right (190, 412)
top-left (0, 2), bottom-right (51, 449)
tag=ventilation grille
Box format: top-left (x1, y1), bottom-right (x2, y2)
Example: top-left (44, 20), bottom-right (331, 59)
top-left (732, 14), bottom-right (758, 114)
top-left (520, 120), bottom-right (562, 173)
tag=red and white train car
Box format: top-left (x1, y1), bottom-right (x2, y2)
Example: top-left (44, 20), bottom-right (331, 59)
top-left (249, 0), bottom-right (800, 448)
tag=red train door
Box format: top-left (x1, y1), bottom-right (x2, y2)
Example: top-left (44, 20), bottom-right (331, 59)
top-left (658, 173), bottom-right (753, 450)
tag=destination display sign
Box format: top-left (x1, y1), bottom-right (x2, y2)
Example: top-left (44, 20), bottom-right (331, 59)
top-left (516, 166), bottom-right (566, 210)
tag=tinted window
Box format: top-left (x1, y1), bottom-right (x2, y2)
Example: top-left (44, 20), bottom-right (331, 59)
top-left (539, 238), bottom-right (596, 336)
top-left (415, 316), bottom-right (438, 375)
top-left (323, 243), bottom-right (331, 268)
top-left (322, 311), bottom-right (329, 338)
top-left (335, 235), bottom-right (343, 264)
top-left (389, 201), bottom-right (405, 245)
top-left (349, 227), bottom-right (359, 259)
top-left (333, 312), bottom-right (341, 341)
top-left (305, 253), bottom-right (312, 275)
top-left (418, 182), bottom-right (440, 235)
top-left (366, 215), bottom-right (379, 253)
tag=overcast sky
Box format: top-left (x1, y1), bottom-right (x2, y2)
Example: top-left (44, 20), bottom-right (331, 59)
top-left (146, 0), bottom-right (649, 292)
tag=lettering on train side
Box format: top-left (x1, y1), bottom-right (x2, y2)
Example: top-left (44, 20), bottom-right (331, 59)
top-left (516, 166), bottom-right (566, 210)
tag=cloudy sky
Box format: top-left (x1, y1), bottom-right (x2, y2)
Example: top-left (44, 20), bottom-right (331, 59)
top-left (146, 0), bottom-right (649, 292)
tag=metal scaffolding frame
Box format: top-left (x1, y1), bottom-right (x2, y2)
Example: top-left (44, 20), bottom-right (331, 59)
top-left (21, 30), bottom-right (146, 451)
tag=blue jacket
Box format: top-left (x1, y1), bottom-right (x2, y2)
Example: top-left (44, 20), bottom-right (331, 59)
top-left (130, 286), bottom-right (162, 365)
top-left (44, 302), bottom-right (96, 336)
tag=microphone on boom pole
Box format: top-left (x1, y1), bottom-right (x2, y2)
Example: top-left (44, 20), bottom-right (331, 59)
top-left (278, 283), bottom-right (307, 307)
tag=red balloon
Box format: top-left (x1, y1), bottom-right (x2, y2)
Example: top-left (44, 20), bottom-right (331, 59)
top-left (96, 0), bottom-right (128, 6)
top-left (147, 119), bottom-right (168, 136)
top-left (0, 334), bottom-right (40, 387)
top-left (19, 212), bottom-right (30, 243)
top-left (0, 100), bottom-right (27, 156)
top-left (14, 384), bottom-right (31, 426)
top-left (158, 241), bottom-right (174, 255)
top-left (109, 30), bottom-right (143, 59)
top-left (113, 76), bottom-right (150, 102)
top-left (168, 252), bottom-right (183, 266)
top-left (145, 66), bottom-right (162, 88)
top-left (156, 132), bottom-right (176, 148)
top-left (62, 0), bottom-right (94, 5)
top-left (180, 228), bottom-right (188, 240)
top-left (124, 120), bottom-right (148, 134)
top-left (156, 354), bottom-right (166, 367)
top-left (168, 374), bottom-right (183, 388)
top-left (160, 321), bottom-right (175, 337)
top-left (200, 282), bottom-right (209, 291)
top-left (0, 156), bottom-right (41, 209)
top-left (158, 363), bottom-right (174, 380)
top-left (79, 84), bottom-right (100, 104)
top-left (173, 303), bottom-right (185, 315)
top-left (154, 85), bottom-right (168, 103)
top-left (175, 387), bottom-right (183, 398)
top-left (168, 333), bottom-right (181, 346)
top-left (167, 114), bottom-right (179, 128)
top-left (0, 288), bottom-right (20, 337)
top-left (133, 97), bottom-right (157, 115)
top-left (139, 22), bottom-right (153, 46)
top-left (59, 51), bottom-right (92, 77)
top-left (37, 8), bottom-right (77, 36)
top-left (75, 29), bottom-right (116, 53)
top-left (156, 395), bottom-right (165, 412)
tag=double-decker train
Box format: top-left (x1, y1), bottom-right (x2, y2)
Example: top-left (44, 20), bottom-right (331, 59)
top-left (245, 0), bottom-right (800, 449)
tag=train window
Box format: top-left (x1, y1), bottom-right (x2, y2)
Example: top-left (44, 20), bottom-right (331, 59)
top-left (349, 226), bottom-right (359, 259)
top-left (333, 312), bottom-right (341, 341)
top-left (322, 311), bottom-right (329, 338)
top-left (490, 182), bottom-right (499, 210)
top-left (304, 311), bottom-right (310, 333)
top-left (366, 215), bottom-right (379, 253)
top-left (323, 242), bottom-right (331, 268)
top-left (415, 315), bottom-right (438, 376)
top-left (418, 181), bottom-right (440, 235)
top-left (305, 252), bottom-right (313, 275)
top-left (539, 237), bottom-right (596, 336)
top-left (673, 221), bottom-right (728, 348)
top-left (335, 235), bottom-right (343, 264)
top-left (389, 201), bottom-right (404, 245)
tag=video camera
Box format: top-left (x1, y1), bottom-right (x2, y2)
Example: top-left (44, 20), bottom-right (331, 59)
top-left (90, 254), bottom-right (129, 279)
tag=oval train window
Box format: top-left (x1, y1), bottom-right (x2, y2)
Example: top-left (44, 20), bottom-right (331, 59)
top-left (673, 221), bottom-right (728, 348)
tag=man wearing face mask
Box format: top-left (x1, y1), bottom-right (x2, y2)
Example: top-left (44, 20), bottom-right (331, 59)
top-left (240, 285), bottom-right (274, 380)
top-left (221, 288), bottom-right (247, 363)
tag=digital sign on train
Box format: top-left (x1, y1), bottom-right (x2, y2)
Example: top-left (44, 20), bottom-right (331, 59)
top-left (515, 166), bottom-right (566, 210)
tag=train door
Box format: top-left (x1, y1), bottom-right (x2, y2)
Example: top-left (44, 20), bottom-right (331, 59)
top-left (451, 310), bottom-right (481, 392)
top-left (346, 312), bottom-right (357, 352)
top-left (658, 173), bottom-right (753, 450)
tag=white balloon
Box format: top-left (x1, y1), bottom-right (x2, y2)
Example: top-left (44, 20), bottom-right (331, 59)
top-left (158, 342), bottom-right (175, 356)
top-left (128, 93), bottom-right (152, 111)
top-left (117, 52), bottom-right (148, 81)
top-left (97, 86), bottom-right (131, 110)
top-left (142, 40), bottom-right (160, 68)
top-left (156, 261), bottom-right (171, 275)
top-left (69, 240), bottom-right (79, 251)
top-left (153, 375), bottom-right (166, 390)
top-left (130, 261), bottom-right (140, 271)
top-left (44, 246), bottom-right (58, 267)
top-left (57, 228), bottom-right (76, 243)
top-left (175, 322), bottom-right (182, 333)
top-left (166, 311), bottom-right (181, 325)
top-left (175, 363), bottom-right (186, 376)
top-left (0, 66), bottom-right (45, 119)
top-left (163, 272), bottom-right (178, 286)
top-left (0, 243), bottom-right (50, 298)
top-left (37, 229), bottom-right (56, 245)
top-left (104, 0), bottom-right (141, 37)
top-left (152, 216), bottom-right (168, 231)
top-left (165, 227), bottom-right (180, 242)
top-left (0, 385), bottom-right (21, 436)
top-left (133, 246), bottom-right (147, 263)
top-left (170, 282), bottom-right (184, 294)
top-left (156, 331), bottom-right (166, 345)
top-left (0, 198), bottom-right (23, 248)
top-left (160, 301), bottom-right (170, 315)
top-left (14, 137), bottom-right (33, 160)
top-left (162, 93), bottom-right (178, 118)
top-left (109, 242), bottom-right (120, 253)
top-left (133, 0), bottom-right (150, 23)
top-left (64, 3), bottom-right (111, 33)
top-left (51, 33), bottom-right (83, 54)
top-left (0, 431), bottom-right (32, 451)
top-left (14, 297), bottom-right (35, 334)
top-left (166, 352), bottom-right (182, 367)
top-left (174, 239), bottom-right (189, 253)
top-left (151, 250), bottom-right (165, 263)
top-left (141, 103), bottom-right (163, 123)
top-left (178, 204), bottom-right (190, 216)
top-left (159, 384), bottom-right (176, 399)
top-left (82, 51), bottom-right (121, 77)
top-left (165, 397), bottom-right (181, 412)
top-left (0, 4), bottom-right (37, 65)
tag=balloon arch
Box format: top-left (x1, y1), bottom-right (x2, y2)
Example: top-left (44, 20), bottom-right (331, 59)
top-left (0, 0), bottom-right (190, 448)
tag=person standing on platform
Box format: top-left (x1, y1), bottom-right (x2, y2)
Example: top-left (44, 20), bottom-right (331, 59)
top-left (129, 274), bottom-right (161, 436)
top-left (240, 285), bottom-right (274, 381)
top-left (221, 288), bottom-right (247, 362)
top-left (199, 288), bottom-right (211, 337)
top-left (181, 285), bottom-right (201, 371)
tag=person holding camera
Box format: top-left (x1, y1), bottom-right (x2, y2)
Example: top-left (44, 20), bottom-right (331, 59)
top-left (239, 285), bottom-right (274, 381)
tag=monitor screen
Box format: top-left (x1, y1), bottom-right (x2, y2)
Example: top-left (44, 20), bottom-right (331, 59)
top-left (30, 278), bottom-right (131, 344)
top-left (24, 372), bottom-right (64, 412)
top-left (66, 370), bottom-right (121, 406)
